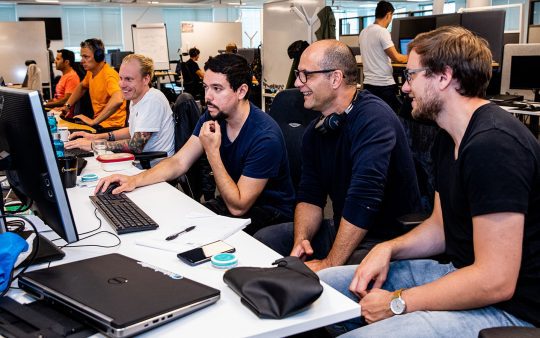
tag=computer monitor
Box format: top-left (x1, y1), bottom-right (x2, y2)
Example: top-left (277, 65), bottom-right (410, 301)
top-left (0, 87), bottom-right (78, 247)
top-left (509, 55), bottom-right (540, 91)
top-left (399, 38), bottom-right (413, 54)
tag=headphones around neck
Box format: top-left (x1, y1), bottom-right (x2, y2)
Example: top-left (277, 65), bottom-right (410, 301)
top-left (315, 91), bottom-right (358, 134)
top-left (85, 39), bottom-right (105, 63)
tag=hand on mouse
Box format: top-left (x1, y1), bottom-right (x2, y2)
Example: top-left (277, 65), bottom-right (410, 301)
top-left (73, 114), bottom-right (94, 126)
top-left (94, 174), bottom-right (137, 195)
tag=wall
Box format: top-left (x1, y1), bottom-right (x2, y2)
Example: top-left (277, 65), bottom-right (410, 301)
top-left (262, 0), bottom-right (324, 88)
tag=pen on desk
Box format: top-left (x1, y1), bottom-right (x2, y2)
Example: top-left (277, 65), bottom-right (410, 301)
top-left (165, 225), bottom-right (196, 241)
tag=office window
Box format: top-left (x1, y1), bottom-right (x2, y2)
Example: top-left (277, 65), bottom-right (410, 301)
top-left (162, 8), bottom-right (213, 61)
top-left (62, 7), bottom-right (123, 51)
top-left (534, 1), bottom-right (540, 25)
top-left (491, 0), bottom-right (526, 32)
top-left (0, 5), bottom-right (16, 21)
top-left (240, 8), bottom-right (261, 48)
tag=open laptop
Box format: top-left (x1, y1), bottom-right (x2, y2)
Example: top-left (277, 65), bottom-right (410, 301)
top-left (18, 253), bottom-right (220, 337)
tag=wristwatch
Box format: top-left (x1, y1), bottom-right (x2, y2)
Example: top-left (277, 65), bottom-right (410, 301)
top-left (64, 103), bottom-right (72, 110)
top-left (390, 288), bottom-right (406, 315)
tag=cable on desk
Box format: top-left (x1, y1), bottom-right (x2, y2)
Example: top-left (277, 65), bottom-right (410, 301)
top-left (0, 214), bottom-right (40, 297)
top-left (57, 209), bottom-right (121, 249)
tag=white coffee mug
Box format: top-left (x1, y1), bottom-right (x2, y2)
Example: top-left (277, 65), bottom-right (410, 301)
top-left (58, 127), bottom-right (70, 142)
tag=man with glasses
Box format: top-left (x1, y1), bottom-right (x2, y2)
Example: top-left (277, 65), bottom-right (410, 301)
top-left (319, 26), bottom-right (540, 337)
top-left (254, 39), bottom-right (421, 272)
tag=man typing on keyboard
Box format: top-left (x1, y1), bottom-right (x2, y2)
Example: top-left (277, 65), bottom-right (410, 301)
top-left (96, 53), bottom-right (295, 236)
top-left (65, 54), bottom-right (175, 161)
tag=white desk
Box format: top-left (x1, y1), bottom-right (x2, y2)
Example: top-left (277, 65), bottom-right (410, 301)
top-left (9, 158), bottom-right (359, 338)
top-left (500, 105), bottom-right (540, 137)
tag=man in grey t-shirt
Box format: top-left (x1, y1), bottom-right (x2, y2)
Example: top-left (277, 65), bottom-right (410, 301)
top-left (359, 0), bottom-right (407, 112)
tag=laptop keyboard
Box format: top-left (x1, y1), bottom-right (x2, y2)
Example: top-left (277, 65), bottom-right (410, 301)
top-left (90, 194), bottom-right (159, 234)
top-left (65, 148), bottom-right (94, 158)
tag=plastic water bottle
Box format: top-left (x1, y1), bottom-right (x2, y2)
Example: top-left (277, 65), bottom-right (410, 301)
top-left (53, 133), bottom-right (64, 158)
top-left (47, 112), bottom-right (57, 134)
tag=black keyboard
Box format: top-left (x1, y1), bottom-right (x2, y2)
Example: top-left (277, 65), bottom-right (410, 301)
top-left (65, 148), bottom-right (94, 158)
top-left (89, 194), bottom-right (159, 234)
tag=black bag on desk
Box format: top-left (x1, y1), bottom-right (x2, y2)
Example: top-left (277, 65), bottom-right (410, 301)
top-left (223, 256), bottom-right (323, 319)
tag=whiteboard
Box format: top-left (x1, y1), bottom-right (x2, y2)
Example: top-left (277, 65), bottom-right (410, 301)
top-left (0, 21), bottom-right (50, 85)
top-left (131, 23), bottom-right (170, 70)
top-left (180, 22), bottom-right (242, 69)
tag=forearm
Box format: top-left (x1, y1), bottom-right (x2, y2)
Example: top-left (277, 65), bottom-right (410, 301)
top-left (133, 155), bottom-right (186, 187)
top-left (205, 150), bottom-right (245, 214)
top-left (92, 98), bottom-right (123, 125)
top-left (387, 217), bottom-right (446, 260)
top-left (45, 96), bottom-right (69, 108)
top-left (325, 219), bottom-right (368, 266)
top-left (293, 202), bottom-right (324, 245)
top-left (65, 84), bottom-right (85, 107)
top-left (404, 264), bottom-right (514, 313)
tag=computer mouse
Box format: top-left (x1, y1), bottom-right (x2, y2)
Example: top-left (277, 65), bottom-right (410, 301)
top-left (100, 182), bottom-right (121, 195)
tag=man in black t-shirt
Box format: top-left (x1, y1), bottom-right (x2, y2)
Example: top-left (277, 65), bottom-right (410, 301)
top-left (319, 26), bottom-right (540, 337)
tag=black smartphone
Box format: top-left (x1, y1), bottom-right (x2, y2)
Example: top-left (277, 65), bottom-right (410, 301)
top-left (177, 240), bottom-right (235, 266)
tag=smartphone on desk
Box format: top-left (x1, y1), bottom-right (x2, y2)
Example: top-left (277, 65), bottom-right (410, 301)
top-left (177, 240), bottom-right (235, 266)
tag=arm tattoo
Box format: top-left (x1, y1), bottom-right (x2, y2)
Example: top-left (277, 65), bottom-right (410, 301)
top-left (127, 132), bottom-right (153, 153)
top-left (106, 132), bottom-right (152, 153)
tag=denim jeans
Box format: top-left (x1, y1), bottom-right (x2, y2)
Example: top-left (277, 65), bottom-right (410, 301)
top-left (318, 260), bottom-right (534, 338)
top-left (253, 220), bottom-right (382, 264)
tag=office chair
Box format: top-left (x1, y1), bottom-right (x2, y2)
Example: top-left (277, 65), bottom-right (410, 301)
top-left (134, 93), bottom-right (215, 201)
top-left (478, 327), bottom-right (540, 338)
top-left (395, 97), bottom-right (439, 228)
top-left (267, 88), bottom-right (320, 191)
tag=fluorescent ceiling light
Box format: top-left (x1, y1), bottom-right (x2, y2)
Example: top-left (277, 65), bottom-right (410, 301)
top-left (35, 0), bottom-right (59, 2)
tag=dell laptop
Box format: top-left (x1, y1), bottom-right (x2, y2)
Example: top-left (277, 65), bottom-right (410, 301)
top-left (18, 253), bottom-right (220, 337)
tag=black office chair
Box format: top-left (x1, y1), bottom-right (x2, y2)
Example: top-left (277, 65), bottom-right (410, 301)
top-left (267, 88), bottom-right (320, 191)
top-left (478, 327), bottom-right (540, 338)
top-left (394, 97), bottom-right (439, 227)
top-left (134, 93), bottom-right (215, 201)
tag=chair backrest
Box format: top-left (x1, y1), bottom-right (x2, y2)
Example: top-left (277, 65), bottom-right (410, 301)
top-left (398, 99), bottom-right (439, 213)
top-left (171, 93), bottom-right (215, 201)
top-left (268, 88), bottom-right (320, 190)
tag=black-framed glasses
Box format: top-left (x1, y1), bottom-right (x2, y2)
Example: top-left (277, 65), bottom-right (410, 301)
top-left (403, 67), bottom-right (430, 83)
top-left (294, 69), bottom-right (337, 84)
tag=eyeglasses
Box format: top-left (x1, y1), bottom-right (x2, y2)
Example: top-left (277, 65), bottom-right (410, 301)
top-left (294, 69), bottom-right (337, 84)
top-left (403, 67), bottom-right (430, 83)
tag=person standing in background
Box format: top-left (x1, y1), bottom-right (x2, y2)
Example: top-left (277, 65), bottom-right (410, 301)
top-left (359, 0), bottom-right (407, 113)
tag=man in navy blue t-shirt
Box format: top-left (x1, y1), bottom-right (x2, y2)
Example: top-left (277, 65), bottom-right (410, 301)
top-left (96, 53), bottom-right (295, 235)
top-left (255, 39), bottom-right (421, 272)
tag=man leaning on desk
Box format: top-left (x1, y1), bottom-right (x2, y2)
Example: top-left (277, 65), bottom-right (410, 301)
top-left (96, 53), bottom-right (295, 236)
top-left (57, 38), bottom-right (127, 130)
top-left (64, 54), bottom-right (174, 161)
top-left (43, 49), bottom-right (80, 109)
top-left (359, 0), bottom-right (407, 113)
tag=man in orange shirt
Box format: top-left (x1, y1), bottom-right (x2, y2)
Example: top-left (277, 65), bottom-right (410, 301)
top-left (60, 38), bottom-right (126, 130)
top-left (45, 49), bottom-right (80, 109)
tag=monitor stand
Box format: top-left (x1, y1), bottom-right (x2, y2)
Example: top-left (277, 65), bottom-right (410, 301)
top-left (19, 231), bottom-right (65, 265)
top-left (1, 196), bottom-right (65, 265)
top-left (530, 89), bottom-right (540, 138)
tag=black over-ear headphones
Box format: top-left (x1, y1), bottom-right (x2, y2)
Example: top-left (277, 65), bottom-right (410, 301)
top-left (84, 38), bottom-right (105, 62)
top-left (315, 91), bottom-right (358, 134)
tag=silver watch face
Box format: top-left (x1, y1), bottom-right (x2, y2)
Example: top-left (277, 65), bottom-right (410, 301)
top-left (390, 297), bottom-right (406, 315)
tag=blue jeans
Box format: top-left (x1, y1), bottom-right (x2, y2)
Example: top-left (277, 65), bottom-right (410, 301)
top-left (318, 260), bottom-right (534, 338)
top-left (253, 220), bottom-right (382, 264)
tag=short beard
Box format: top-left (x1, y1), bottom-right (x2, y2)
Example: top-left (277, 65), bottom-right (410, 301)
top-left (206, 101), bottom-right (228, 121)
top-left (411, 84), bottom-right (442, 122)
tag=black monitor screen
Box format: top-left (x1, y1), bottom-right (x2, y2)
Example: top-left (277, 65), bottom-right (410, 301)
top-left (0, 87), bottom-right (78, 242)
top-left (19, 17), bottom-right (62, 40)
top-left (399, 38), bottom-right (413, 54)
top-left (509, 55), bottom-right (540, 90)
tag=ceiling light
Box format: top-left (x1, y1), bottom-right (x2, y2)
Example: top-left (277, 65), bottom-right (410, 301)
top-left (35, 0), bottom-right (59, 2)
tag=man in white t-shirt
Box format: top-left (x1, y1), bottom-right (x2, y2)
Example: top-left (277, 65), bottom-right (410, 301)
top-left (359, 0), bottom-right (407, 112)
top-left (65, 54), bottom-right (174, 165)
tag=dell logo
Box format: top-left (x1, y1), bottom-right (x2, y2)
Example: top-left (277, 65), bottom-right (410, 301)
top-left (108, 277), bottom-right (129, 285)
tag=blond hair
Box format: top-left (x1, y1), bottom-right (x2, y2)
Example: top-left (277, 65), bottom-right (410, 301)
top-left (122, 54), bottom-right (155, 79)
